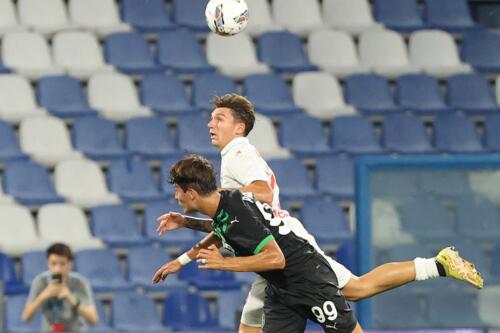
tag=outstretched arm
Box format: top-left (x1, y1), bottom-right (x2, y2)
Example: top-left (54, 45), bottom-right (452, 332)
top-left (157, 212), bottom-right (213, 235)
top-left (224, 180), bottom-right (273, 205)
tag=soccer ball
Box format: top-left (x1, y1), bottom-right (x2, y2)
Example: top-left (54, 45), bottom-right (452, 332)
top-left (205, 0), bottom-right (249, 36)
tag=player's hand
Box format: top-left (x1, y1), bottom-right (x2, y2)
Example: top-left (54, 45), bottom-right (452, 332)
top-left (196, 245), bottom-right (226, 270)
top-left (39, 281), bottom-right (63, 300)
top-left (156, 211), bottom-right (186, 235)
top-left (152, 259), bottom-right (183, 284)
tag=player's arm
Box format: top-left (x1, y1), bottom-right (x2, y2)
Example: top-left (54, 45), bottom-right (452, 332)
top-left (157, 212), bottom-right (213, 235)
top-left (240, 180), bottom-right (273, 205)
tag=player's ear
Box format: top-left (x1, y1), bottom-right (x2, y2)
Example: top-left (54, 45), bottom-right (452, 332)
top-left (235, 121), bottom-right (245, 136)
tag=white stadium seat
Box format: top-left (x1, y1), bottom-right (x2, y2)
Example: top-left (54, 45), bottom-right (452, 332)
top-left (18, 0), bottom-right (73, 36)
top-left (273, 0), bottom-right (324, 38)
top-left (68, 0), bottom-right (130, 37)
top-left (244, 0), bottom-right (283, 37)
top-left (323, 0), bottom-right (384, 35)
top-left (0, 0), bottom-right (27, 35)
top-left (0, 74), bottom-right (47, 123)
top-left (247, 114), bottom-right (291, 159)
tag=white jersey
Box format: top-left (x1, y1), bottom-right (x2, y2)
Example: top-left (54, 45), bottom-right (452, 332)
top-left (220, 137), bottom-right (352, 288)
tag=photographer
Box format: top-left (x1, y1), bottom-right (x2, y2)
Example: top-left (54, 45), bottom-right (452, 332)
top-left (22, 243), bottom-right (98, 332)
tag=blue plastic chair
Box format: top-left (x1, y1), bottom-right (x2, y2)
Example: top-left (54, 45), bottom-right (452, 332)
top-left (125, 117), bottom-right (177, 160)
top-left (456, 197), bottom-right (500, 240)
top-left (37, 75), bottom-right (97, 118)
top-left (0, 120), bottom-right (26, 162)
top-left (462, 30), bottom-right (500, 74)
top-left (279, 113), bottom-right (330, 158)
top-left (428, 290), bottom-right (481, 327)
top-left (112, 292), bottom-right (164, 330)
top-left (87, 300), bottom-right (112, 332)
top-left (3, 160), bottom-right (64, 205)
top-left (258, 31), bottom-right (317, 73)
top-left (446, 74), bottom-right (500, 115)
top-left (485, 114), bottom-right (500, 152)
top-left (424, 0), bottom-right (478, 33)
top-left (172, 0), bottom-right (210, 31)
top-left (373, 0), bottom-right (426, 32)
top-left (192, 73), bottom-right (237, 111)
top-left (315, 155), bottom-right (354, 201)
top-left (5, 294), bottom-right (43, 331)
top-left (178, 261), bottom-right (243, 291)
top-left (382, 114), bottom-right (434, 154)
top-left (330, 116), bottom-right (383, 154)
top-left (217, 290), bottom-right (247, 330)
top-left (104, 32), bottom-right (164, 75)
top-left (267, 158), bottom-right (317, 200)
top-left (177, 115), bottom-right (219, 156)
top-left (433, 114), bottom-right (483, 153)
top-left (121, 0), bottom-right (176, 32)
top-left (0, 253), bottom-right (29, 295)
top-left (21, 251), bottom-right (46, 286)
top-left (372, 289), bottom-right (428, 328)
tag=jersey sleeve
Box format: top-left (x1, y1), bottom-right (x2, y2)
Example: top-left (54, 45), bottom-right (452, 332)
top-left (225, 214), bottom-right (274, 255)
top-left (226, 152), bottom-right (270, 186)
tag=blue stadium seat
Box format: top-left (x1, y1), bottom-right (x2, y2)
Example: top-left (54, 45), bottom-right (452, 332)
top-left (456, 197), bottom-right (500, 240)
top-left (192, 73), bottom-right (237, 111)
top-left (88, 300), bottom-right (112, 332)
top-left (75, 249), bottom-right (135, 292)
top-left (37, 75), bottom-right (97, 118)
top-left (299, 199), bottom-right (352, 247)
top-left (446, 74), bottom-right (500, 115)
top-left (382, 114), bottom-right (434, 154)
top-left (419, 171), bottom-right (472, 197)
top-left (6, 294), bottom-right (42, 332)
top-left (21, 251), bottom-right (46, 286)
top-left (258, 31), bottom-right (317, 73)
top-left (121, 0), bottom-right (176, 33)
top-left (382, 244), bottom-right (434, 264)
top-left (0, 57), bottom-right (10, 74)
top-left (243, 74), bottom-right (302, 116)
top-left (267, 158), bottom-right (317, 200)
top-left (104, 32), bottom-right (164, 75)
top-left (140, 74), bottom-right (197, 116)
top-left (108, 158), bottom-right (167, 202)
top-left (424, 0), bottom-right (478, 33)
top-left (172, 0), bottom-right (210, 31)
top-left (91, 204), bottom-right (149, 248)
top-left (0, 253), bottom-right (29, 295)
top-left (330, 116), bottom-right (384, 154)
top-left (400, 199), bottom-right (456, 240)
top-left (428, 290), bottom-right (481, 327)
top-left (157, 30), bottom-right (214, 74)
top-left (433, 114), bottom-right (483, 153)
top-left (315, 155), bottom-right (354, 201)
top-left (0, 121), bottom-right (26, 162)
top-left (177, 115), bottom-right (219, 157)
top-left (179, 261), bottom-right (243, 291)
top-left (125, 117), bottom-right (177, 160)
top-left (112, 292), bottom-right (164, 330)
top-left (128, 246), bottom-right (188, 291)
top-left (164, 290), bottom-right (222, 330)
top-left (492, 243), bottom-right (500, 280)
top-left (72, 117), bottom-right (127, 161)
top-left (462, 30), bottom-right (500, 74)
top-left (217, 290), bottom-right (247, 330)
top-left (485, 114), bottom-right (500, 152)
top-left (279, 113), bottom-right (330, 158)
top-left (372, 290), bottom-right (428, 328)
top-left (3, 160), bottom-right (64, 205)
top-left (344, 74), bottom-right (403, 115)
top-left (373, 0), bottom-right (426, 33)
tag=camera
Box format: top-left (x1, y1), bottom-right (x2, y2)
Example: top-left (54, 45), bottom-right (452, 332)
top-left (51, 273), bottom-right (63, 283)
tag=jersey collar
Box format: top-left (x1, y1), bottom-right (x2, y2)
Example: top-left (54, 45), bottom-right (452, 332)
top-left (221, 137), bottom-right (249, 157)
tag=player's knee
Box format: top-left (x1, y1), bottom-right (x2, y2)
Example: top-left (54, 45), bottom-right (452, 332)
top-left (239, 323), bottom-right (262, 333)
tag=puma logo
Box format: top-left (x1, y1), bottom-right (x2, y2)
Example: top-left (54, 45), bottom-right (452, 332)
top-left (230, 217), bottom-right (239, 224)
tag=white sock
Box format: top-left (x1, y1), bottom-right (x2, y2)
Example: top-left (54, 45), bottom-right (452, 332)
top-left (414, 257), bottom-right (439, 281)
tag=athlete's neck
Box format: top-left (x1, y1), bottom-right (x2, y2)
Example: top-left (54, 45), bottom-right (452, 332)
top-left (195, 191), bottom-right (221, 219)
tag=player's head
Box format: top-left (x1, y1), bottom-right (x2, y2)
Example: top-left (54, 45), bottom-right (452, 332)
top-left (208, 94), bottom-right (255, 149)
top-left (169, 155), bottom-right (218, 212)
top-left (46, 243), bottom-right (73, 278)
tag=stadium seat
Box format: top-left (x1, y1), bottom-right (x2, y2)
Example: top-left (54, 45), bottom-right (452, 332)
top-left (322, 0), bottom-right (384, 35)
top-left (157, 30), bottom-right (214, 74)
top-left (419, 170), bottom-right (472, 197)
top-left (382, 114), bottom-right (434, 154)
top-left (179, 261), bottom-right (242, 291)
top-left (89, 300), bottom-right (112, 332)
top-left (315, 155), bottom-right (354, 200)
top-left (279, 113), bottom-right (330, 157)
top-left (217, 290), bottom-right (247, 330)
top-left (243, 73), bottom-right (302, 116)
top-left (272, 0), bottom-right (324, 38)
top-left (0, 253), bottom-right (29, 294)
top-left (330, 116), bottom-right (383, 154)
top-left (172, 0), bottom-right (210, 32)
top-left (395, 74), bottom-right (453, 115)
top-left (359, 29), bottom-right (420, 78)
top-left (428, 290), bottom-right (481, 327)
top-left (372, 290), bottom-right (427, 328)
top-left (91, 204), bottom-right (149, 247)
top-left (371, 170), bottom-right (420, 199)
top-left (88, 72), bottom-right (152, 122)
top-left (206, 33), bottom-right (269, 79)
top-left (3, 160), bottom-right (64, 205)
top-left (433, 114), bottom-right (483, 153)
top-left (0, 0), bottom-right (25, 36)
top-left (52, 31), bottom-right (114, 80)
top-left (371, 199), bottom-right (414, 249)
top-left (308, 29), bottom-right (370, 78)
top-left (120, 0), bottom-right (176, 33)
top-left (247, 114), bottom-right (291, 159)
top-left (344, 74), bottom-right (403, 115)
top-left (447, 74), bottom-right (500, 115)
top-left (75, 249), bottom-right (135, 292)
top-left (68, 0), bottom-right (130, 37)
top-left (257, 31), bottom-right (317, 73)
top-left (37, 203), bottom-right (104, 251)
top-left (479, 286), bottom-right (500, 327)
top-left (54, 158), bottom-right (120, 209)
top-left (409, 30), bottom-right (472, 78)
top-left (0, 74), bottom-right (47, 123)
top-left (140, 74), bottom-right (197, 116)
top-left (485, 114), bottom-right (500, 152)
top-left (107, 158), bottom-right (166, 202)
top-left (373, 0), bottom-right (426, 33)
top-left (461, 30), bottom-right (500, 74)
top-left (2, 31), bottom-right (64, 80)
top-left (177, 115), bottom-right (219, 157)
top-left (267, 158), bottom-right (317, 200)
top-left (21, 250), bottom-right (46, 285)
top-left (5, 295), bottom-right (43, 331)
top-left (104, 32), bottom-right (164, 75)
top-left (424, 0), bottom-right (478, 33)
top-left (293, 72), bottom-right (356, 120)
top-left (382, 244), bottom-right (434, 264)
top-left (0, 204), bottom-right (45, 256)
top-left (125, 117), bottom-right (177, 160)
top-left (492, 243), bottom-right (500, 280)
top-left (72, 117), bottom-right (127, 161)
top-left (192, 73), bottom-right (237, 111)
top-left (18, 0), bottom-right (71, 36)
top-left (112, 292), bottom-right (164, 330)
top-left (37, 75), bottom-right (97, 118)
top-left (128, 246), bottom-right (188, 291)
top-left (20, 116), bottom-right (82, 167)
top-left (244, 0), bottom-right (283, 37)
top-left (0, 121), bottom-right (26, 162)
top-left (456, 197), bottom-right (500, 240)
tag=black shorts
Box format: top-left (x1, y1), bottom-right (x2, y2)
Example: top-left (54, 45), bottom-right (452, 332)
top-left (262, 258), bottom-right (357, 333)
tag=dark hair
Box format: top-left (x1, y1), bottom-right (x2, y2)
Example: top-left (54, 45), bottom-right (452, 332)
top-left (211, 94), bottom-right (255, 136)
top-left (169, 155), bottom-right (217, 195)
top-left (47, 243), bottom-right (73, 261)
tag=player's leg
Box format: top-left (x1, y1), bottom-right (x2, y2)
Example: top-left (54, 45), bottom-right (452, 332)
top-left (239, 275), bottom-right (267, 333)
top-left (262, 286), bottom-right (307, 333)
